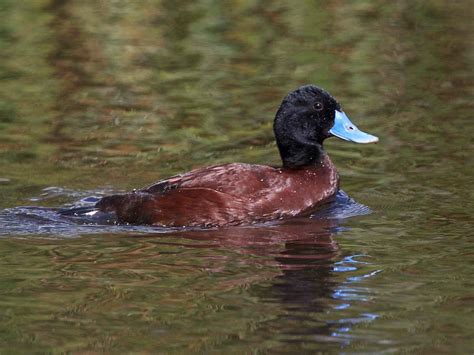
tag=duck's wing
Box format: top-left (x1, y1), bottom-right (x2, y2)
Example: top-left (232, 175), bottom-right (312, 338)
top-left (141, 163), bottom-right (278, 197)
top-left (97, 186), bottom-right (253, 226)
top-left (95, 163), bottom-right (282, 226)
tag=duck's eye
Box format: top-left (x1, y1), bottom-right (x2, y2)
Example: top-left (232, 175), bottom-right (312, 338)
top-left (313, 102), bottom-right (323, 111)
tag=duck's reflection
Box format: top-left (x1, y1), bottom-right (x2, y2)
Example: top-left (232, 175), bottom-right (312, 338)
top-left (152, 217), bottom-right (346, 342)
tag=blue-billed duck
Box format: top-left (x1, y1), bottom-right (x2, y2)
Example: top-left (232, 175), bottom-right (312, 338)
top-left (68, 85), bottom-right (378, 227)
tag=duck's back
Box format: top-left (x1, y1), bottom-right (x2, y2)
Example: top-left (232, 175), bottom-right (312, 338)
top-left (96, 155), bottom-right (339, 227)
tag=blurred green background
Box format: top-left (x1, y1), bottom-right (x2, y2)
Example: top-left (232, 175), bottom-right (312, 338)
top-left (0, 0), bottom-right (473, 352)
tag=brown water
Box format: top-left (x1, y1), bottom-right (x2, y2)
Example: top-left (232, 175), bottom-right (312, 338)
top-left (0, 0), bottom-right (473, 352)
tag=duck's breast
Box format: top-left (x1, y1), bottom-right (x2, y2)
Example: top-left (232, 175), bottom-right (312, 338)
top-left (249, 155), bottom-right (339, 218)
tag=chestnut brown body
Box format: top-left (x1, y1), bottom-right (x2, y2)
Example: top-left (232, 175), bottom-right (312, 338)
top-left (97, 154), bottom-right (339, 227)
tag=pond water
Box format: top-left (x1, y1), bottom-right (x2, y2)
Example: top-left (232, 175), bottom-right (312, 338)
top-left (0, 0), bottom-right (473, 352)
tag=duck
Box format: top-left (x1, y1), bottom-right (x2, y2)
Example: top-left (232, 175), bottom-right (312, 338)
top-left (71, 85), bottom-right (378, 227)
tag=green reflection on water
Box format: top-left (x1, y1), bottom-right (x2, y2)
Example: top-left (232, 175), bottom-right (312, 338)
top-left (0, 0), bottom-right (473, 352)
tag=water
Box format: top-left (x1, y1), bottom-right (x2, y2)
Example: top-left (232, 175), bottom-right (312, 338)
top-left (0, 0), bottom-right (473, 352)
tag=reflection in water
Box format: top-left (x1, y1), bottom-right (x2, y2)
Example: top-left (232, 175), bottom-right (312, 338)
top-left (209, 220), bottom-right (380, 349)
top-left (138, 219), bottom-right (379, 350)
top-left (255, 221), bottom-right (345, 345)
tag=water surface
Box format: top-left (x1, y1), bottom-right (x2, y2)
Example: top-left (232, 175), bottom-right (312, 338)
top-left (0, 0), bottom-right (473, 352)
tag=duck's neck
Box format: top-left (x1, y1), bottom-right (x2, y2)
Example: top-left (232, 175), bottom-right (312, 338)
top-left (279, 141), bottom-right (326, 168)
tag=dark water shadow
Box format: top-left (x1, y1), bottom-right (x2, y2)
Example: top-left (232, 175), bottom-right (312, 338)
top-left (165, 211), bottom-right (377, 347)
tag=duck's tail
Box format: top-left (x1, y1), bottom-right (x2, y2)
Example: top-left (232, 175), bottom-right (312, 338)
top-left (58, 205), bottom-right (100, 216)
top-left (58, 204), bottom-right (119, 224)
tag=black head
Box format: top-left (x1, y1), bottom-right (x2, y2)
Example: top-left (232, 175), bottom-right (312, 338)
top-left (274, 85), bottom-right (341, 168)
